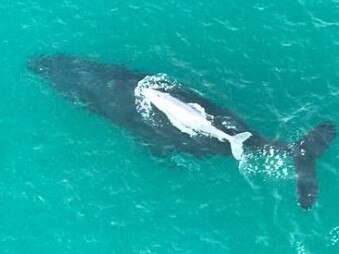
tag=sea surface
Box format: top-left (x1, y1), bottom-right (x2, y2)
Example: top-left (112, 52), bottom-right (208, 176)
top-left (0, 0), bottom-right (339, 253)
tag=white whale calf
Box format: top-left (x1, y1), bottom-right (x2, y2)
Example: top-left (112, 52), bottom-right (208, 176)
top-left (143, 88), bottom-right (252, 160)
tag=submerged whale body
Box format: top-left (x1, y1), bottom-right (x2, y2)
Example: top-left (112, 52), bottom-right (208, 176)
top-left (27, 54), bottom-right (336, 209)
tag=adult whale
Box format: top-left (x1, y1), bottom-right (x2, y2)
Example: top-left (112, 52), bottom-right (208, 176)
top-left (27, 54), bottom-right (336, 209)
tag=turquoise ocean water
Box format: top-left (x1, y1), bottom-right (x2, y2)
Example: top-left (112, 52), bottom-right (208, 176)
top-left (1, 0), bottom-right (339, 253)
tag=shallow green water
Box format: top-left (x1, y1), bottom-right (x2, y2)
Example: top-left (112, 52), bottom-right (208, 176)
top-left (1, 0), bottom-right (339, 253)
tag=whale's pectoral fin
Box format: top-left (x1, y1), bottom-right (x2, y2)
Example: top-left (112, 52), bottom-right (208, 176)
top-left (229, 132), bottom-right (252, 160)
top-left (293, 121), bottom-right (336, 209)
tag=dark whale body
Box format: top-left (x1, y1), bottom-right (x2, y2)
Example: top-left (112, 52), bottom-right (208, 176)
top-left (27, 54), bottom-right (336, 209)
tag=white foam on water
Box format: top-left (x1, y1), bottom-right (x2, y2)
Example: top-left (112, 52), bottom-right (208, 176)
top-left (238, 147), bottom-right (294, 180)
top-left (289, 234), bottom-right (309, 254)
top-left (221, 120), bottom-right (237, 130)
top-left (295, 241), bottom-right (308, 254)
top-left (329, 226), bottom-right (339, 246)
top-left (134, 74), bottom-right (177, 125)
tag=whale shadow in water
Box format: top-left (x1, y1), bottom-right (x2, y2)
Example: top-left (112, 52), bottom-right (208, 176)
top-left (27, 54), bottom-right (337, 210)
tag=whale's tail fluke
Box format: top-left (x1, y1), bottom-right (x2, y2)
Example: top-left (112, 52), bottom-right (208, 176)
top-left (229, 132), bottom-right (252, 161)
top-left (292, 121), bottom-right (336, 209)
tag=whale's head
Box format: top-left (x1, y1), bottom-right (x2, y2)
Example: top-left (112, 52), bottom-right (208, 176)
top-left (27, 54), bottom-right (102, 95)
top-left (28, 55), bottom-right (56, 76)
top-left (28, 55), bottom-right (77, 94)
top-left (27, 54), bottom-right (80, 79)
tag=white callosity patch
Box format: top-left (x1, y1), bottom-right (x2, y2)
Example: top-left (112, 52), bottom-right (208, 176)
top-left (134, 74), bottom-right (252, 160)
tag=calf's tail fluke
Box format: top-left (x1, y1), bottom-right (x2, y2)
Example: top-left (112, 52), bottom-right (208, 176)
top-left (292, 121), bottom-right (336, 209)
top-left (229, 132), bottom-right (252, 161)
